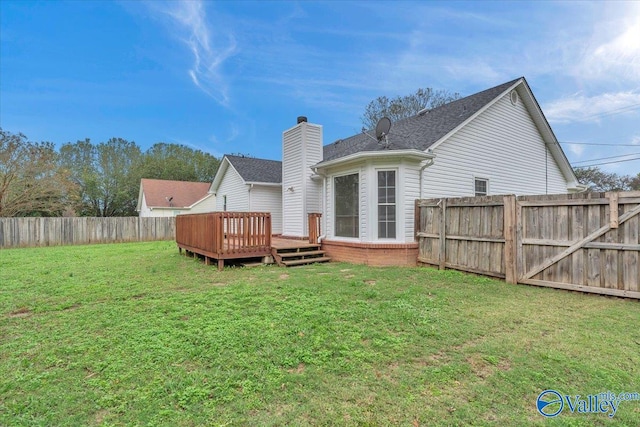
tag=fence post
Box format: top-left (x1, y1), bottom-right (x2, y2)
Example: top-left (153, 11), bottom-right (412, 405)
top-left (414, 199), bottom-right (420, 241)
top-left (439, 199), bottom-right (447, 270)
top-left (503, 195), bottom-right (517, 284)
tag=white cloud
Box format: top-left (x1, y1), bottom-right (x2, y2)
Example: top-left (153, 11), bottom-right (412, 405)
top-left (576, 3), bottom-right (640, 84)
top-left (545, 91), bottom-right (640, 124)
top-left (631, 135), bottom-right (640, 146)
top-left (157, 1), bottom-right (237, 106)
top-left (566, 143), bottom-right (585, 156)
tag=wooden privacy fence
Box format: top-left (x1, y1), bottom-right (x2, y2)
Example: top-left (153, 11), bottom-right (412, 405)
top-left (175, 212), bottom-right (272, 270)
top-left (0, 216), bottom-right (175, 248)
top-left (415, 191), bottom-right (640, 299)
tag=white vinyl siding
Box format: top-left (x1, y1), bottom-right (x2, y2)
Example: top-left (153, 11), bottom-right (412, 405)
top-left (215, 166), bottom-right (249, 212)
top-left (282, 126), bottom-right (303, 236)
top-left (423, 93), bottom-right (568, 198)
top-left (138, 194), bottom-right (153, 217)
top-left (189, 194), bottom-right (217, 214)
top-left (402, 161), bottom-right (422, 242)
top-left (282, 122), bottom-right (323, 237)
top-left (249, 185), bottom-right (283, 234)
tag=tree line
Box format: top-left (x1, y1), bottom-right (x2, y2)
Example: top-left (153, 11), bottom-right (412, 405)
top-left (0, 128), bottom-right (220, 217)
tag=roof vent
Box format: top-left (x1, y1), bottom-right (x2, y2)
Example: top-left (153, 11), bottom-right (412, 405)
top-left (297, 116), bottom-right (308, 124)
top-left (510, 90), bottom-right (519, 105)
top-left (418, 107), bottom-right (429, 116)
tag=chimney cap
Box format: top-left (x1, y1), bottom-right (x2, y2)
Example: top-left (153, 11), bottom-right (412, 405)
top-left (297, 116), bottom-right (308, 124)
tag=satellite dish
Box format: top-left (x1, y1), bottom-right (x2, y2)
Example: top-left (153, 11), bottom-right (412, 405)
top-left (375, 117), bottom-right (391, 141)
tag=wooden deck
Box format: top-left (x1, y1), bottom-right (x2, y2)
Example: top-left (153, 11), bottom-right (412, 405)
top-left (176, 212), bottom-right (328, 269)
top-left (176, 212), bottom-right (272, 270)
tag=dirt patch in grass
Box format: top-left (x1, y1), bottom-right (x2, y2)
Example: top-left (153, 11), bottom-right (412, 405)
top-left (364, 280), bottom-right (376, 285)
top-left (279, 273), bottom-right (289, 280)
top-left (287, 363), bottom-right (305, 374)
top-left (93, 409), bottom-right (109, 425)
top-left (466, 354), bottom-right (493, 379)
top-left (497, 358), bottom-right (511, 371)
top-left (211, 282), bottom-right (227, 287)
top-left (8, 307), bottom-right (32, 318)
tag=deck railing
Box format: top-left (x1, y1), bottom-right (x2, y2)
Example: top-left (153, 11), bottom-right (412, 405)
top-left (176, 212), bottom-right (272, 257)
top-left (308, 213), bottom-right (322, 244)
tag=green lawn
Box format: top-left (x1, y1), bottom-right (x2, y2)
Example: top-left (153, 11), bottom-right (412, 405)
top-left (1, 241), bottom-right (639, 426)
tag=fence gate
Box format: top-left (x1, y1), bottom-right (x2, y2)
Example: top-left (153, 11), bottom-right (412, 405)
top-left (416, 192), bottom-right (640, 299)
top-left (517, 192), bottom-right (640, 298)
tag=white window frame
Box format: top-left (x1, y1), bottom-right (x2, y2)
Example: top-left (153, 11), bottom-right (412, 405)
top-left (376, 169), bottom-right (397, 239)
top-left (333, 171), bottom-right (360, 239)
top-left (474, 177), bottom-right (489, 196)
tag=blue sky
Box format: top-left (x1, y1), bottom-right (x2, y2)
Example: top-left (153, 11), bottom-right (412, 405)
top-left (1, 1), bottom-right (639, 176)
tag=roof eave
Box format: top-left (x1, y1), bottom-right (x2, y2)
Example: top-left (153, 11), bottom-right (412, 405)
top-left (246, 181), bottom-right (282, 187)
top-left (314, 149), bottom-right (435, 172)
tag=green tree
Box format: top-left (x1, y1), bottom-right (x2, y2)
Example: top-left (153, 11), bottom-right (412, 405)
top-left (140, 143), bottom-right (220, 183)
top-left (59, 138), bottom-right (142, 216)
top-left (361, 87), bottom-right (460, 129)
top-left (0, 128), bottom-right (76, 217)
top-left (58, 138), bottom-right (100, 216)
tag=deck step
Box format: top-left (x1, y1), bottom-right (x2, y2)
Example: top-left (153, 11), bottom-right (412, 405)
top-left (277, 250), bottom-right (326, 259)
top-left (275, 246), bottom-right (321, 254)
top-left (281, 257), bottom-right (331, 267)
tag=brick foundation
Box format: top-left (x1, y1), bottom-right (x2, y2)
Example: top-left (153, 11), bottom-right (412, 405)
top-left (321, 240), bottom-right (418, 266)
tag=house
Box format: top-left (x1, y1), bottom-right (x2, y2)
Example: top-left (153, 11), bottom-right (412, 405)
top-left (211, 77), bottom-right (582, 266)
top-left (209, 155), bottom-right (283, 234)
top-left (136, 178), bottom-right (215, 217)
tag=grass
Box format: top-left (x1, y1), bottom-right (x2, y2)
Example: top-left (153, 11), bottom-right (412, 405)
top-left (1, 241), bottom-right (639, 426)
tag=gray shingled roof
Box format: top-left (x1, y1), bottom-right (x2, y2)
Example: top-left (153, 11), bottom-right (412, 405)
top-left (225, 155), bottom-right (282, 184)
top-left (322, 77), bottom-right (522, 162)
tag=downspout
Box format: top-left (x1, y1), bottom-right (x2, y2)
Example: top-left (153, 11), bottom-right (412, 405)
top-left (419, 156), bottom-right (436, 199)
top-left (312, 167), bottom-right (327, 243)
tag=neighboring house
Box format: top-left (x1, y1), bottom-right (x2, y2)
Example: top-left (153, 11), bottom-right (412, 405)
top-left (136, 178), bottom-right (215, 217)
top-left (213, 77), bottom-right (583, 265)
top-left (209, 155), bottom-right (283, 234)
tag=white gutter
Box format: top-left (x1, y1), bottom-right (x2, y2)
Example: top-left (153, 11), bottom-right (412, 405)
top-left (419, 155), bottom-right (436, 199)
top-left (245, 181), bottom-right (282, 187)
top-left (314, 149), bottom-right (434, 172)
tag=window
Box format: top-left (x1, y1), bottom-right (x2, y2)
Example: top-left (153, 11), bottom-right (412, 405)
top-left (474, 178), bottom-right (488, 196)
top-left (334, 173), bottom-right (359, 238)
top-left (377, 170), bottom-right (396, 239)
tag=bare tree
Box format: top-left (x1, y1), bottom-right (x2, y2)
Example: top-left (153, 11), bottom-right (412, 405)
top-left (361, 87), bottom-right (460, 129)
top-left (573, 166), bottom-right (640, 192)
top-left (0, 128), bottom-right (76, 217)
